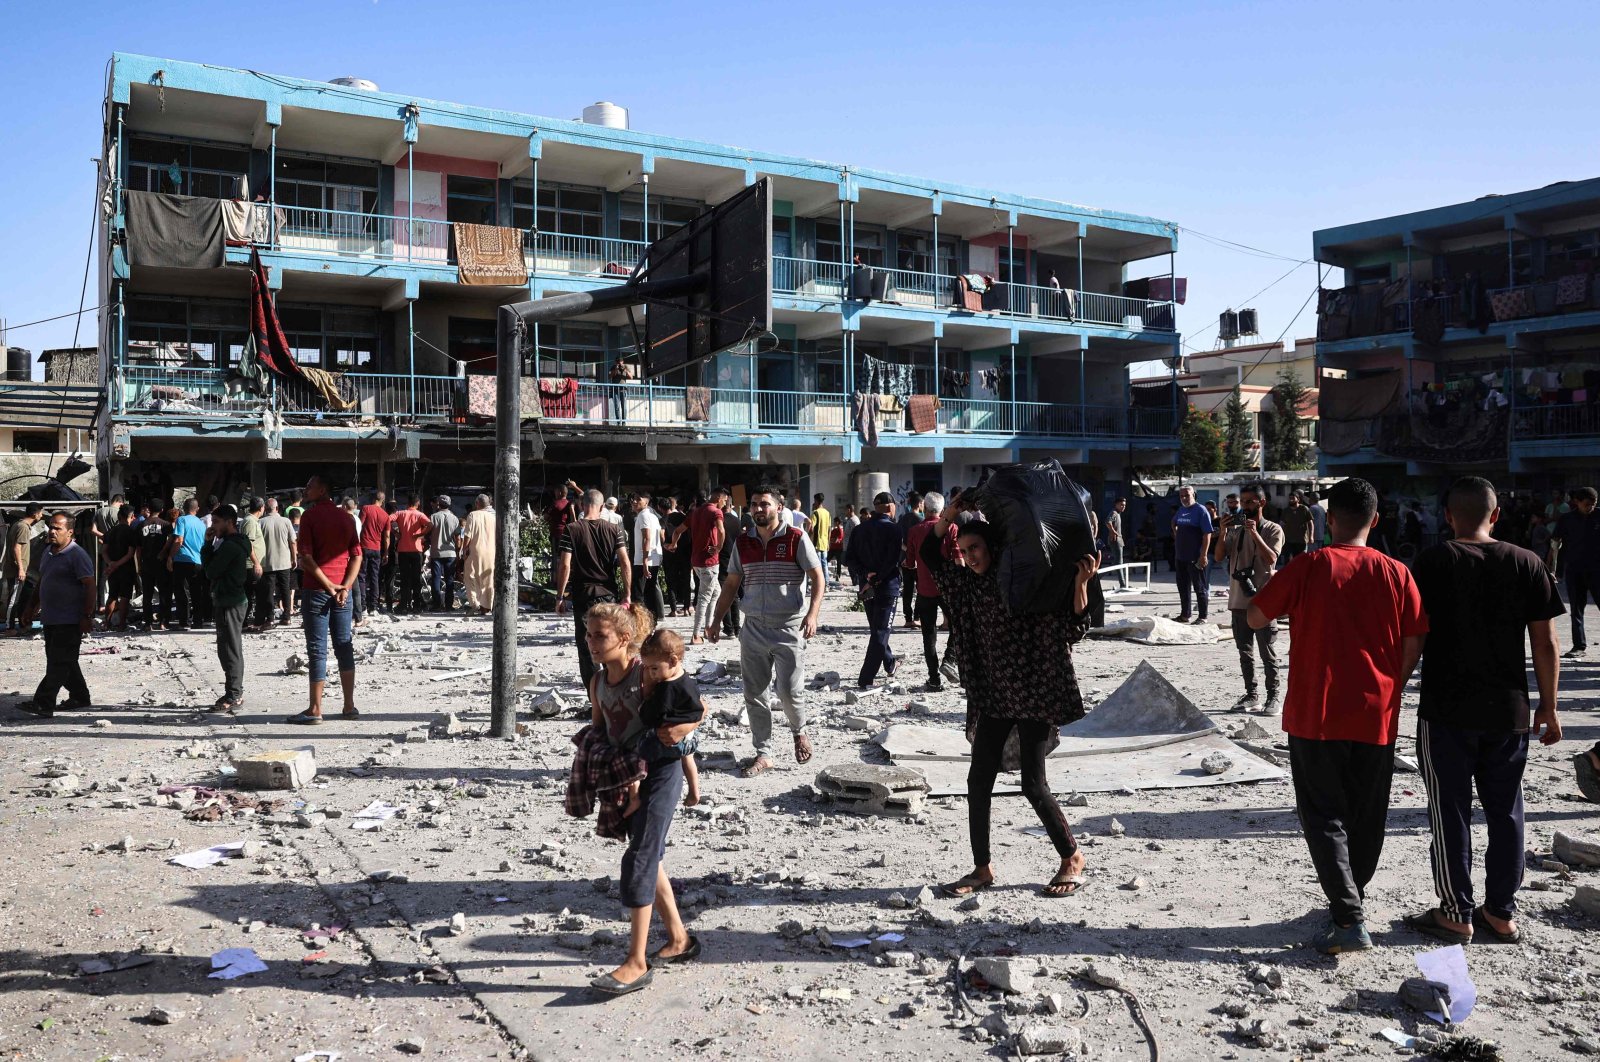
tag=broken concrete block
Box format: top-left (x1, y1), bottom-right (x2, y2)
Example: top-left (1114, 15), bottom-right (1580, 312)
top-left (1108, 818), bottom-right (1126, 837)
top-left (1201, 751), bottom-right (1233, 775)
top-left (431, 712), bottom-right (465, 737)
top-left (1016, 1023), bottom-right (1082, 1056)
top-left (448, 913), bottom-right (467, 936)
top-left (842, 715), bottom-right (880, 732)
top-left (815, 763), bottom-right (929, 817)
top-left (233, 749), bottom-right (316, 790)
top-left (284, 654), bottom-right (307, 675)
top-left (526, 690), bottom-right (570, 719)
top-left (1571, 885), bottom-right (1600, 919)
top-left (146, 1006), bottom-right (182, 1025)
top-left (45, 774), bottom-right (82, 794)
top-left (1553, 831), bottom-right (1600, 869)
top-left (974, 956), bottom-right (1034, 995)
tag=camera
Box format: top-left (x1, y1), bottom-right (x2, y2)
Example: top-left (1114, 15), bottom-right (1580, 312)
top-left (1232, 566), bottom-right (1258, 597)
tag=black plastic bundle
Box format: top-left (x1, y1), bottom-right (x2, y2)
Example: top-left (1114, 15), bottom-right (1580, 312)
top-left (968, 459), bottom-right (1097, 614)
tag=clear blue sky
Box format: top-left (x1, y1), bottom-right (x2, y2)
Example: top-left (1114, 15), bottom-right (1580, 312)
top-left (3, 1), bottom-right (1598, 369)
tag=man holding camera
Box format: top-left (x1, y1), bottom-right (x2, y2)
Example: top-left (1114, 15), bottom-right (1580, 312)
top-left (1215, 483), bottom-right (1284, 714)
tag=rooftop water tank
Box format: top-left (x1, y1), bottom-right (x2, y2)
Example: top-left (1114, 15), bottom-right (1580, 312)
top-left (5, 346), bottom-right (32, 382)
top-left (581, 101), bottom-right (628, 129)
top-left (329, 77), bottom-right (380, 91)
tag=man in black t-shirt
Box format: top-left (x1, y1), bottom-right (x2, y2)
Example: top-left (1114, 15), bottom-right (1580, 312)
top-left (553, 489), bottom-right (633, 686)
top-left (137, 503), bottom-right (173, 630)
top-left (1406, 476), bottom-right (1565, 947)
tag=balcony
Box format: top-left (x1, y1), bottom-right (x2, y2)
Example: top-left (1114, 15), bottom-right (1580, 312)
top-left (117, 365), bottom-right (463, 421)
top-left (1513, 401), bottom-right (1600, 440)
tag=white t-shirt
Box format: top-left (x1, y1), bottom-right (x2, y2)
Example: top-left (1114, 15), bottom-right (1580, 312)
top-left (786, 508), bottom-right (806, 530)
top-left (633, 508), bottom-right (663, 566)
top-left (600, 509), bottom-right (623, 527)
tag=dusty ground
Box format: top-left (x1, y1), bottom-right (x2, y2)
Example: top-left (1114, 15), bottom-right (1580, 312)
top-left (1, 572), bottom-right (1596, 1062)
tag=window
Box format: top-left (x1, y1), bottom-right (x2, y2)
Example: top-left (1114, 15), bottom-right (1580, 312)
top-left (275, 154), bottom-right (379, 217)
top-left (127, 136), bottom-right (249, 199)
top-left (277, 305), bottom-right (379, 368)
top-left (773, 216), bottom-right (793, 259)
top-left (815, 219), bottom-right (843, 265)
top-left (447, 176), bottom-right (498, 225)
top-left (512, 184), bottom-right (603, 237)
top-left (816, 343), bottom-right (844, 394)
top-left (896, 232), bottom-right (958, 277)
top-left (449, 317), bottom-right (498, 372)
top-left (531, 322), bottom-right (606, 380)
top-left (126, 296), bottom-right (247, 366)
top-left (1351, 264), bottom-right (1390, 286)
top-left (1550, 230), bottom-right (1599, 263)
top-left (619, 195), bottom-right (702, 244)
top-left (853, 228), bottom-right (886, 268)
top-left (998, 247), bottom-right (1028, 285)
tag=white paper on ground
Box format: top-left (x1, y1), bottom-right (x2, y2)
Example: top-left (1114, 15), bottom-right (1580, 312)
top-left (293, 1053), bottom-right (342, 1062)
top-left (169, 841), bottom-right (246, 869)
top-left (1415, 944), bottom-right (1476, 1025)
top-left (1380, 1029), bottom-right (1416, 1047)
top-left (208, 947), bottom-right (268, 979)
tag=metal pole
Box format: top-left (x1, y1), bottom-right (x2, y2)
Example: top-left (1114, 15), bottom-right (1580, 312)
top-left (642, 172), bottom-right (649, 246)
top-left (268, 126), bottom-right (277, 245)
top-left (407, 300), bottom-right (416, 416)
top-left (490, 305), bottom-right (523, 737)
top-left (1077, 234), bottom-right (1084, 317)
top-left (407, 144), bottom-right (414, 263)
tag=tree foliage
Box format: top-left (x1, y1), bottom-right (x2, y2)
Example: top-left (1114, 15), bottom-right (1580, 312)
top-left (1265, 367), bottom-right (1313, 470)
top-left (1221, 385), bottom-right (1254, 472)
top-left (1179, 405), bottom-right (1225, 474)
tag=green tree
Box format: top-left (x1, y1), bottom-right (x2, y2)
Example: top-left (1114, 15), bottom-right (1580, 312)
top-left (1265, 367), bottom-right (1313, 469)
top-left (1179, 405), bottom-right (1225, 474)
top-left (1221, 385), bottom-right (1254, 472)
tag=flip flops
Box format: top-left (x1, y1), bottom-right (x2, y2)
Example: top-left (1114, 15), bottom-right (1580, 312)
top-left (1472, 909), bottom-right (1522, 945)
top-left (938, 874), bottom-right (993, 899)
top-left (284, 711), bottom-right (323, 726)
top-left (1041, 874), bottom-right (1087, 898)
top-left (740, 757), bottom-right (774, 778)
top-left (1402, 909), bottom-right (1472, 945)
top-left (590, 969), bottom-right (654, 996)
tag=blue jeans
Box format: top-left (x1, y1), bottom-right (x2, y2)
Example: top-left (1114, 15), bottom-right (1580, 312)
top-left (431, 556), bottom-right (457, 610)
top-left (860, 580), bottom-right (900, 685)
top-left (301, 588), bottom-right (355, 683)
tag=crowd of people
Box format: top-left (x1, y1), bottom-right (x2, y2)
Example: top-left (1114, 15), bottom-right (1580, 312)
top-left (3, 470), bottom-right (1597, 997)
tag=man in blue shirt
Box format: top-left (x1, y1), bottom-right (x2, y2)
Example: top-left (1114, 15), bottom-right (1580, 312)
top-left (845, 492), bottom-right (906, 688)
top-left (169, 497), bottom-right (211, 629)
top-left (17, 513), bottom-right (96, 717)
top-left (1171, 485), bottom-right (1214, 624)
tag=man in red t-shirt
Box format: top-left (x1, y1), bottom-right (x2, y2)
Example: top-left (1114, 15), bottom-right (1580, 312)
top-left (906, 491), bottom-right (960, 690)
top-left (358, 491), bottom-right (392, 618)
top-left (687, 487), bottom-right (727, 644)
top-left (1249, 477), bottom-right (1427, 955)
top-left (287, 475), bottom-right (362, 724)
top-left (389, 495), bottom-right (431, 613)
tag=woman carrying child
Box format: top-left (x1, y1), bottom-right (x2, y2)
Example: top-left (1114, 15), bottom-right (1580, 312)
top-left (574, 603), bottom-right (704, 995)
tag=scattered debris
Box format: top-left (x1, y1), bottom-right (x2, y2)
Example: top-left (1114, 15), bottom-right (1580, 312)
top-left (208, 947), bottom-right (268, 980)
top-left (1200, 751), bottom-right (1233, 775)
top-left (233, 748), bottom-right (316, 790)
top-left (814, 763), bottom-right (930, 817)
top-left (1553, 830), bottom-right (1600, 869)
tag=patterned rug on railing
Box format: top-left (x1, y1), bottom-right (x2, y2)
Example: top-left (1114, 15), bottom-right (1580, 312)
top-left (1376, 406), bottom-right (1507, 462)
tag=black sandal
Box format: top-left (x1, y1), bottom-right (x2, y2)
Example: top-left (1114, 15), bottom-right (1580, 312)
top-left (939, 873), bottom-right (993, 898)
top-left (1402, 909), bottom-right (1472, 945)
top-left (1041, 873), bottom-right (1087, 898)
top-left (1472, 909), bottom-right (1521, 944)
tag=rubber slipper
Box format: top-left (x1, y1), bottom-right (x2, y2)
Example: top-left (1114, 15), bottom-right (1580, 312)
top-left (284, 712), bottom-right (323, 725)
top-left (648, 935), bottom-right (701, 967)
top-left (1402, 909), bottom-right (1472, 945)
top-left (590, 969), bottom-right (654, 995)
top-left (939, 875), bottom-right (993, 899)
top-left (339, 710), bottom-right (360, 719)
top-left (1040, 874), bottom-right (1087, 898)
top-left (1472, 909), bottom-right (1522, 944)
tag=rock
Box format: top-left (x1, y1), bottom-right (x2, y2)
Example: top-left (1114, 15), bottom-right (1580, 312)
top-left (881, 950), bottom-right (916, 968)
top-left (842, 715), bottom-right (880, 732)
top-left (402, 729), bottom-right (430, 744)
top-left (843, 690), bottom-right (859, 705)
top-left (1246, 963), bottom-right (1283, 988)
top-left (884, 891), bottom-right (911, 909)
top-left (146, 1006), bottom-right (182, 1025)
top-left (776, 920), bottom-right (805, 939)
top-left (1553, 830), bottom-right (1600, 869)
top-left (284, 653), bottom-right (307, 674)
top-left (1201, 751), bottom-right (1233, 775)
top-left (914, 885), bottom-right (935, 907)
top-left (815, 763), bottom-right (930, 817)
top-left (1570, 885), bottom-right (1600, 919)
top-left (1016, 1023), bottom-right (1082, 1056)
top-left (1084, 962), bottom-right (1123, 990)
top-left (1107, 818), bottom-right (1126, 837)
top-left (448, 912), bottom-right (467, 936)
top-left (44, 775), bottom-right (81, 795)
top-left (1221, 1000), bottom-right (1251, 1018)
top-left (527, 690), bottom-right (570, 719)
top-left (91, 719), bottom-right (113, 729)
top-left (398, 1037), bottom-right (426, 1054)
top-left (1236, 718), bottom-right (1271, 741)
top-left (1063, 793), bottom-right (1089, 807)
top-left (957, 895), bottom-right (982, 912)
top-left (1236, 1018), bottom-right (1275, 1045)
top-left (1120, 875), bottom-right (1145, 891)
top-left (817, 987), bottom-right (852, 1002)
top-left (784, 986), bottom-right (806, 1001)
top-left (974, 956), bottom-right (1034, 995)
top-left (431, 712), bottom-right (465, 737)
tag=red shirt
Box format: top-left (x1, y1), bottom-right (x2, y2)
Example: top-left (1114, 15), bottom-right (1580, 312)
top-left (298, 500), bottom-right (361, 585)
top-left (358, 504), bottom-right (391, 552)
top-left (906, 521), bottom-right (957, 597)
top-left (392, 509), bottom-right (431, 553)
top-left (688, 503), bottom-right (723, 567)
top-left (1250, 543), bottom-right (1428, 746)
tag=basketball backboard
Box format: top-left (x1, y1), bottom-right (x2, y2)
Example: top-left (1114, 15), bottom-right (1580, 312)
top-left (638, 177), bottom-right (772, 378)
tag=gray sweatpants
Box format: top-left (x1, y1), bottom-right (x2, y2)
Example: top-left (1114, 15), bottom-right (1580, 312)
top-left (693, 565), bottom-right (722, 638)
top-left (741, 617), bottom-right (808, 758)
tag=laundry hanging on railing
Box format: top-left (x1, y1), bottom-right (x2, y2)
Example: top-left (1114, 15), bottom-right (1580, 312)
top-left (222, 199), bottom-right (274, 246)
top-left (464, 375), bottom-right (544, 421)
top-left (854, 392), bottom-right (880, 447)
top-left (247, 249), bottom-right (354, 411)
top-left (940, 368), bottom-right (970, 397)
top-left (685, 386), bottom-right (712, 422)
top-left (861, 354), bottom-right (915, 408)
top-left (908, 394), bottom-right (940, 434)
top-left (539, 376), bottom-right (578, 419)
top-left (453, 222), bottom-right (529, 285)
top-left (1146, 277), bottom-right (1188, 304)
top-left (125, 190), bottom-right (226, 269)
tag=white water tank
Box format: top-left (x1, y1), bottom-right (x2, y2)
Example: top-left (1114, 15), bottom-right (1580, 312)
top-left (329, 77), bottom-right (379, 91)
top-left (851, 472), bottom-right (890, 513)
top-left (582, 101), bottom-right (628, 129)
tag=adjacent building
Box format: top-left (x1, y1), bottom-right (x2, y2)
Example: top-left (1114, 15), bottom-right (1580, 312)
top-left (1143, 336), bottom-right (1320, 469)
top-left (1314, 178), bottom-right (1600, 493)
top-left (97, 53), bottom-right (1183, 508)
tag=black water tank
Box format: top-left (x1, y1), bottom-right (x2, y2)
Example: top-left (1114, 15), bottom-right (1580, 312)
top-left (1238, 308), bottom-right (1260, 335)
top-left (5, 346), bottom-right (32, 381)
top-left (1219, 310), bottom-right (1240, 340)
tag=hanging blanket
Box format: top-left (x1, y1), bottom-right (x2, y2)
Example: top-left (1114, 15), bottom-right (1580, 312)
top-left (686, 385), bottom-right (712, 422)
top-left (453, 223), bottom-right (529, 286)
top-left (221, 201), bottom-right (272, 246)
top-left (1490, 287), bottom-right (1533, 321)
top-left (125, 191), bottom-right (225, 269)
top-left (246, 249), bottom-right (353, 411)
top-left (908, 394), bottom-right (940, 434)
top-left (1317, 417), bottom-right (1377, 456)
top-left (520, 377), bottom-right (542, 420)
top-left (539, 377), bottom-right (578, 419)
top-left (1318, 371), bottom-right (1402, 421)
top-left (467, 375), bottom-right (496, 418)
top-left (854, 392), bottom-right (880, 447)
top-left (1556, 273), bottom-right (1590, 307)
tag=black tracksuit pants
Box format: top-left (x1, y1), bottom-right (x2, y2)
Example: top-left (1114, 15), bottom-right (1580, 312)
top-left (967, 715), bottom-right (1077, 867)
top-left (1418, 719), bottom-right (1529, 922)
top-left (1289, 735), bottom-right (1395, 926)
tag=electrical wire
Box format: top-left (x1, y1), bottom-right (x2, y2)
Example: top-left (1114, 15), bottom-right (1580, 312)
top-left (1, 306), bottom-right (105, 334)
top-left (42, 177), bottom-right (102, 482)
top-left (1181, 227), bottom-right (1309, 264)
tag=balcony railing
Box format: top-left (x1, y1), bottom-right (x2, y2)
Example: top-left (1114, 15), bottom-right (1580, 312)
top-left (1513, 400), bottom-right (1600, 440)
top-left (274, 206), bottom-right (451, 262)
top-left (117, 364), bottom-right (463, 420)
top-left (525, 232), bottom-right (649, 278)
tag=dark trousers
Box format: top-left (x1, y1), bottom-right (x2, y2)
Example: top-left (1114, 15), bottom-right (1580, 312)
top-left (1289, 735), bottom-right (1395, 926)
top-left (10, 581), bottom-right (36, 631)
top-left (34, 624), bottom-right (90, 708)
top-left (860, 582), bottom-right (899, 685)
top-left (665, 560), bottom-right (691, 614)
top-left (573, 592), bottom-right (616, 688)
top-left (1281, 543), bottom-right (1307, 565)
top-left (171, 560), bottom-right (208, 626)
top-left (915, 594), bottom-right (950, 681)
top-left (382, 554), bottom-right (399, 611)
top-left (242, 572), bottom-right (260, 625)
top-left (361, 549), bottom-right (384, 615)
top-left (142, 568), bottom-right (172, 627)
top-left (633, 564), bottom-right (664, 622)
top-left (1175, 559), bottom-right (1207, 618)
top-left (1419, 720), bottom-right (1528, 922)
top-left (619, 758), bottom-right (684, 907)
top-left (215, 599), bottom-right (246, 703)
top-left (1230, 607), bottom-right (1280, 692)
top-left (717, 554), bottom-right (740, 635)
top-left (1568, 570), bottom-right (1596, 650)
top-left (430, 556), bottom-right (456, 610)
top-left (900, 570), bottom-right (917, 624)
top-left (397, 553), bottom-right (424, 613)
top-left (1, 575), bottom-right (20, 628)
top-left (967, 715), bottom-right (1076, 866)
top-left (257, 569), bottom-right (292, 623)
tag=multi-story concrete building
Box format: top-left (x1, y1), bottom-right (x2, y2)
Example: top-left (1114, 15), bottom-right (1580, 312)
top-left (97, 53), bottom-right (1183, 507)
top-left (1314, 178), bottom-right (1600, 493)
